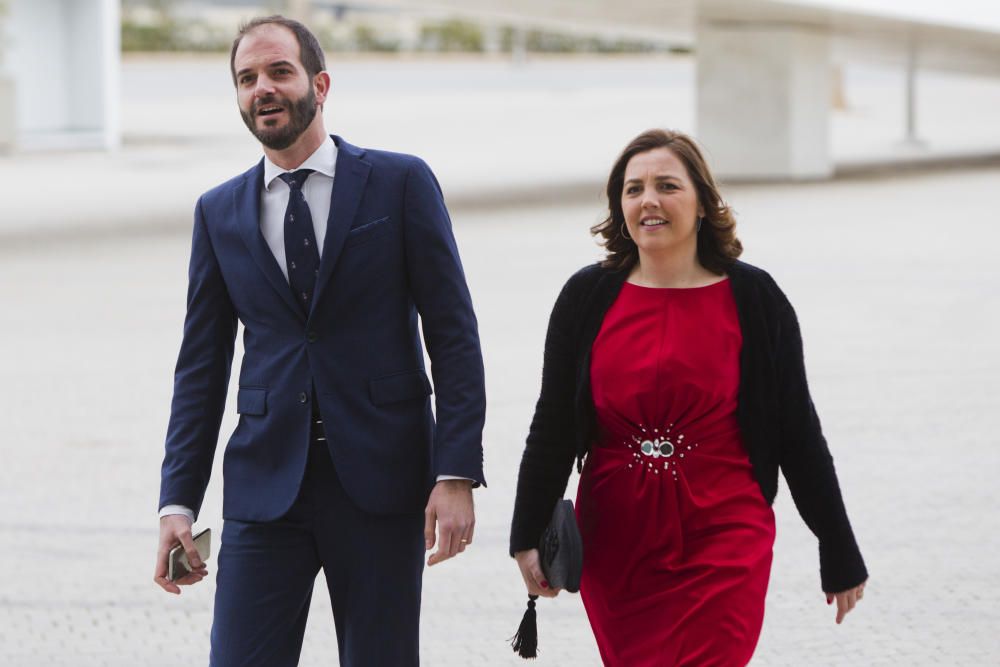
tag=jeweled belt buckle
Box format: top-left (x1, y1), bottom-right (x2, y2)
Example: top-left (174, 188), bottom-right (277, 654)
top-left (638, 437), bottom-right (674, 458)
top-left (633, 424), bottom-right (684, 459)
top-left (627, 425), bottom-right (699, 478)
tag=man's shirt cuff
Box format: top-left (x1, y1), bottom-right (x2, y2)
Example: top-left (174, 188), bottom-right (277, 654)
top-left (159, 505), bottom-right (195, 522)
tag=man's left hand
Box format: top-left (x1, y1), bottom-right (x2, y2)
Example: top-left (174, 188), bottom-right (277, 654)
top-left (424, 479), bottom-right (475, 566)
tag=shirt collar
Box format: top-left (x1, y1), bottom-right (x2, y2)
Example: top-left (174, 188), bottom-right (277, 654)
top-left (263, 135), bottom-right (338, 191)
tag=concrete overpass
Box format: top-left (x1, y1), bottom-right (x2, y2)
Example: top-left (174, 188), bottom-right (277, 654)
top-left (352, 0), bottom-right (1000, 179)
top-left (2, 0), bottom-right (999, 179)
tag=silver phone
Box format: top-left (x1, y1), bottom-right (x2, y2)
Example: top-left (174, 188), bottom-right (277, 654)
top-left (168, 527), bottom-right (212, 582)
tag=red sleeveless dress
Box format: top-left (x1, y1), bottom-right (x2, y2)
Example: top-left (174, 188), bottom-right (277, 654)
top-left (577, 279), bottom-right (776, 666)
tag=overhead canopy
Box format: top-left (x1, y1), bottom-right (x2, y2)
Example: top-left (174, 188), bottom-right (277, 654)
top-left (701, 0), bottom-right (1000, 76)
top-left (350, 0), bottom-right (1000, 75)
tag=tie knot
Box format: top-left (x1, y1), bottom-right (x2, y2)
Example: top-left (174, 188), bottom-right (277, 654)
top-left (279, 169), bottom-right (314, 190)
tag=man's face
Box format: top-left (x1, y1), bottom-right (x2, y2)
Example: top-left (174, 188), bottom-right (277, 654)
top-left (233, 24), bottom-right (320, 150)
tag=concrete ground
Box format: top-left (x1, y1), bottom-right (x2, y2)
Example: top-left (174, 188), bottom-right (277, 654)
top-left (2, 54), bottom-right (1000, 665)
top-left (2, 162), bottom-right (999, 665)
top-left (3, 53), bottom-right (1000, 241)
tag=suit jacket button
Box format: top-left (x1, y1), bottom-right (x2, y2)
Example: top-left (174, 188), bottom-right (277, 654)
top-left (298, 392), bottom-right (309, 403)
top-left (307, 331), bottom-right (318, 343)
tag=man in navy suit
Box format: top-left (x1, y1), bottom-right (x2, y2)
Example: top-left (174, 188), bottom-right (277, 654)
top-left (153, 16), bottom-right (486, 666)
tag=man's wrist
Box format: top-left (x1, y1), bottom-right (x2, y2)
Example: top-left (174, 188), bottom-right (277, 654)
top-left (158, 505), bottom-right (194, 522)
top-left (435, 475), bottom-right (473, 484)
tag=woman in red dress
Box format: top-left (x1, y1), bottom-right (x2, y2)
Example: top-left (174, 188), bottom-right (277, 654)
top-left (510, 129), bottom-right (868, 665)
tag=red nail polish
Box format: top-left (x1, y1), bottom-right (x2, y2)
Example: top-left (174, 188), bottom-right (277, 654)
top-left (541, 581), bottom-right (549, 589)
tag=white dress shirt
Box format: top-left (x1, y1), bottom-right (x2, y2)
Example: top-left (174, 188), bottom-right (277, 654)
top-left (259, 135), bottom-right (338, 277)
top-left (160, 137), bottom-right (465, 522)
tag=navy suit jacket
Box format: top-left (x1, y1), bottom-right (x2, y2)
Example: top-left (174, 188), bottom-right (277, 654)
top-left (158, 136), bottom-right (486, 521)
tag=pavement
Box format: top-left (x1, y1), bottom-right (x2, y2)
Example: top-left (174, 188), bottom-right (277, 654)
top-left (2, 54), bottom-right (1000, 665)
top-left (3, 53), bottom-right (1000, 242)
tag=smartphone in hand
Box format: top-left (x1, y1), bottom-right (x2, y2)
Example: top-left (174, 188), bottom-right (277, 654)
top-left (168, 528), bottom-right (212, 582)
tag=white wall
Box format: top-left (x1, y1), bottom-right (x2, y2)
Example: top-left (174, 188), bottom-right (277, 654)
top-left (5, 0), bottom-right (119, 150)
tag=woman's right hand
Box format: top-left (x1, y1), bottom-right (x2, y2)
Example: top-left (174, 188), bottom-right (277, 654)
top-left (514, 549), bottom-right (559, 598)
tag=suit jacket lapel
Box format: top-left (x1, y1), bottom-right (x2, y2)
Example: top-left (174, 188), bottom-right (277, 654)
top-left (234, 161), bottom-right (306, 322)
top-left (312, 137), bottom-right (371, 312)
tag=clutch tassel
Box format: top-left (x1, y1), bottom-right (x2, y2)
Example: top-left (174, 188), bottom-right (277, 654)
top-left (510, 594), bottom-right (539, 659)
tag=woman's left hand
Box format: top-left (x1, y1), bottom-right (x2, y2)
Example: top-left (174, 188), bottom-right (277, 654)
top-left (826, 580), bottom-right (867, 624)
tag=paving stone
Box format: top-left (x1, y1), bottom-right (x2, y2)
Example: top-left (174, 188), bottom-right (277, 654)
top-left (2, 62), bottom-right (999, 666)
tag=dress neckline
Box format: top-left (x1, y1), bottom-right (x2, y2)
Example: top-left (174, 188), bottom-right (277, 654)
top-left (623, 276), bottom-right (730, 292)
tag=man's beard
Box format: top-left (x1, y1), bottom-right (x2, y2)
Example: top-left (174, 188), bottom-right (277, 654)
top-left (241, 88), bottom-right (318, 150)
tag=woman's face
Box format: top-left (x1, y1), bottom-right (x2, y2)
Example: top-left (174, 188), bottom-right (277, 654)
top-left (621, 147), bottom-right (704, 258)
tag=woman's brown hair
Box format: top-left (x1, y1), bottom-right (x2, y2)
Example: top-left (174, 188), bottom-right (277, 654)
top-left (591, 129), bottom-right (742, 274)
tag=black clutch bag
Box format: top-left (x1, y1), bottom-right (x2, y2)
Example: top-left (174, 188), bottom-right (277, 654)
top-left (511, 499), bottom-right (583, 659)
top-left (539, 499), bottom-right (583, 592)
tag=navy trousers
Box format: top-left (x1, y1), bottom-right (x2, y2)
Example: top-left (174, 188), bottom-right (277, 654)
top-left (210, 426), bottom-right (425, 666)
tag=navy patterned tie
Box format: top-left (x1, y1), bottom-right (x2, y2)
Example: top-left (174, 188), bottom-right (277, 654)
top-left (279, 169), bottom-right (320, 315)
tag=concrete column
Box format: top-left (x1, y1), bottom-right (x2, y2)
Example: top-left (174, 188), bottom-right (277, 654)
top-left (98, 0), bottom-right (121, 151)
top-left (7, 0), bottom-right (120, 151)
top-left (482, 24), bottom-right (502, 56)
top-left (511, 26), bottom-right (527, 65)
top-left (902, 37), bottom-right (923, 146)
top-left (696, 21), bottom-right (832, 180)
top-left (0, 2), bottom-right (14, 153)
top-left (284, 0), bottom-right (313, 23)
top-left (0, 76), bottom-right (14, 153)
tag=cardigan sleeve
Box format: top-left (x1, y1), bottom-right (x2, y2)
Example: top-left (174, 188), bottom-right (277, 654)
top-left (774, 294), bottom-right (869, 593)
top-left (509, 275), bottom-right (582, 556)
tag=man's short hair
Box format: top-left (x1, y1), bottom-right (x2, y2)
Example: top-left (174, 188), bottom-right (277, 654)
top-left (230, 15), bottom-right (326, 86)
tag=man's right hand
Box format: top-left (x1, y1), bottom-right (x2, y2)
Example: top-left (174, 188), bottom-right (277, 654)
top-left (154, 514), bottom-right (208, 595)
top-left (514, 548), bottom-right (559, 598)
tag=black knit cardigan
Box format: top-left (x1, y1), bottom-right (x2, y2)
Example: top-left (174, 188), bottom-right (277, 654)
top-left (509, 260), bottom-right (868, 593)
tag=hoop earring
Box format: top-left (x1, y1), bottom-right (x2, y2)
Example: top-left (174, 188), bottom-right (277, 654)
top-left (620, 222), bottom-right (632, 240)
top-left (696, 217), bottom-right (704, 232)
